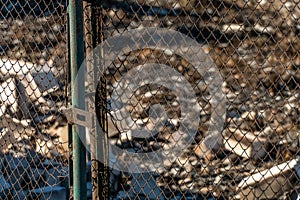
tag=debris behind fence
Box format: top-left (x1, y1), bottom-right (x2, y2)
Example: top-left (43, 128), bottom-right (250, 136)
top-left (0, 1), bottom-right (68, 199)
top-left (1, 0), bottom-right (300, 199)
top-left (84, 0), bottom-right (300, 199)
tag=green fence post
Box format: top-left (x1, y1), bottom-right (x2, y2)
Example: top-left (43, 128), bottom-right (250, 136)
top-left (68, 0), bottom-right (86, 199)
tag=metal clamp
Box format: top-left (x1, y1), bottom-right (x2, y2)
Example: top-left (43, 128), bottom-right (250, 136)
top-left (65, 107), bottom-right (93, 129)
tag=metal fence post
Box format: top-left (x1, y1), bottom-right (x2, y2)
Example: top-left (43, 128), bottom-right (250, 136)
top-left (68, 0), bottom-right (87, 199)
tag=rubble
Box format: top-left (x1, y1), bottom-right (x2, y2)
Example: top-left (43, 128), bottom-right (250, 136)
top-left (0, 0), bottom-right (300, 199)
top-left (0, 55), bottom-right (60, 152)
top-left (0, 10), bottom-right (67, 199)
top-left (223, 128), bottom-right (270, 160)
top-left (100, 1), bottom-right (300, 199)
top-left (235, 157), bottom-right (300, 199)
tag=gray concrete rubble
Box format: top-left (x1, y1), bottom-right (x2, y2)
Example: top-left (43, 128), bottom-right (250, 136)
top-left (0, 57), bottom-right (60, 152)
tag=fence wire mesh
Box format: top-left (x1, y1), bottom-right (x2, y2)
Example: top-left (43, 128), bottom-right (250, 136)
top-left (0, 1), bottom-right (68, 199)
top-left (83, 0), bottom-right (300, 200)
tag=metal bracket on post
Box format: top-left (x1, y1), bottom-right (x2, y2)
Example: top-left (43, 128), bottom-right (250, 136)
top-left (65, 107), bottom-right (93, 129)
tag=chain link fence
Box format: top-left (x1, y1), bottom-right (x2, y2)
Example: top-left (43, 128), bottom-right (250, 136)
top-left (0, 1), bottom-right (69, 199)
top-left (2, 0), bottom-right (299, 199)
top-left (82, 0), bottom-right (300, 199)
